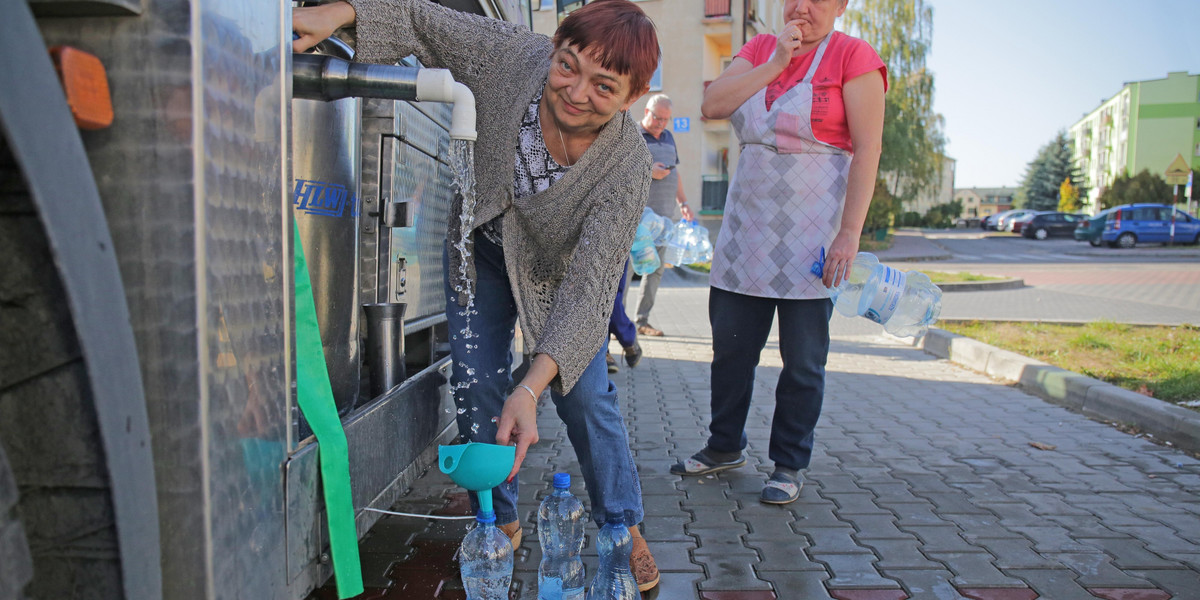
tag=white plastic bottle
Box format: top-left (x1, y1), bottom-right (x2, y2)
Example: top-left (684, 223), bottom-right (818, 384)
top-left (826, 252), bottom-right (942, 338)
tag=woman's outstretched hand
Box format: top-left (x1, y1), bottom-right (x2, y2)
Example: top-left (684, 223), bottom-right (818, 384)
top-left (292, 1), bottom-right (356, 53)
top-left (496, 387), bottom-right (540, 483)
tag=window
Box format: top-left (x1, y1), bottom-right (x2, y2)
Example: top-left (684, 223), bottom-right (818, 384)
top-left (534, 0), bottom-right (553, 10)
top-left (649, 56), bottom-right (662, 92)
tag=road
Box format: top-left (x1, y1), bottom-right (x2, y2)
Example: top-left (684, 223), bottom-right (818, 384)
top-left (911, 230), bottom-right (1200, 326)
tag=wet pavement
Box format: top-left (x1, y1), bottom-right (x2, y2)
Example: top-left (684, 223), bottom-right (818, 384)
top-left (308, 263), bottom-right (1200, 599)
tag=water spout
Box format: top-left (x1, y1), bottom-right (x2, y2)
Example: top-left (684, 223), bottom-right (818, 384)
top-left (293, 52), bottom-right (476, 140)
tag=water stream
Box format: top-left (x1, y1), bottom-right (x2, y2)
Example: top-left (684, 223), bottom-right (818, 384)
top-left (449, 139), bottom-right (481, 427)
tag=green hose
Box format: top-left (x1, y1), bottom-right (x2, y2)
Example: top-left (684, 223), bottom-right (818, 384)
top-left (293, 222), bottom-right (364, 598)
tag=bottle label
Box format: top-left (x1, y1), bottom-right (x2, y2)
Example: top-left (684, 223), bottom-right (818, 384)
top-left (863, 266), bottom-right (906, 324)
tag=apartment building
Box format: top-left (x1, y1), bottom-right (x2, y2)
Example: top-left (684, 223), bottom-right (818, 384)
top-left (1069, 71), bottom-right (1200, 211)
top-left (953, 187), bottom-right (1016, 220)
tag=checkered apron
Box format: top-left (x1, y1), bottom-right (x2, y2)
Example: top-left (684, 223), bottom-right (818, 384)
top-left (711, 35), bottom-right (852, 299)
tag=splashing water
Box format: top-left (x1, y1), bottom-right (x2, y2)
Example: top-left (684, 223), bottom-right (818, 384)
top-left (449, 139), bottom-right (480, 350)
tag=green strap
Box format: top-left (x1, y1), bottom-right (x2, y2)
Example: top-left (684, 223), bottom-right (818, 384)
top-left (293, 222), bottom-right (364, 598)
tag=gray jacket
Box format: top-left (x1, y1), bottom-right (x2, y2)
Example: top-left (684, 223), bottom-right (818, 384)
top-left (348, 0), bottom-right (652, 393)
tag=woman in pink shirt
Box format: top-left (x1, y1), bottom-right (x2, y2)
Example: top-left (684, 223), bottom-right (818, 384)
top-left (671, 0), bottom-right (887, 505)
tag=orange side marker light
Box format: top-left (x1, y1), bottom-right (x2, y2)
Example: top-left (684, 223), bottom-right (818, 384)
top-left (49, 46), bottom-right (114, 130)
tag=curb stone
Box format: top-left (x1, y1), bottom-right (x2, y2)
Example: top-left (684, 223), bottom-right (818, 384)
top-left (918, 328), bottom-right (1200, 453)
top-left (674, 265), bottom-right (1024, 293)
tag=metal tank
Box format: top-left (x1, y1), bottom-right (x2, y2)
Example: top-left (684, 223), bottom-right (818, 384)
top-left (1, 0), bottom-right (530, 599)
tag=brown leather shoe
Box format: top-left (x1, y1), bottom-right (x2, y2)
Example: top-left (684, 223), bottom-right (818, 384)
top-left (498, 520), bottom-right (522, 549)
top-left (628, 527), bottom-right (660, 592)
top-left (637, 323), bottom-right (664, 337)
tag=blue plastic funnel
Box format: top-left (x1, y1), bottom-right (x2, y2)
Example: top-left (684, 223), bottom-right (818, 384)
top-left (438, 442), bottom-right (515, 515)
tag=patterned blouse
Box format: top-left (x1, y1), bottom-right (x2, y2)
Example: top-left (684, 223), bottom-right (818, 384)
top-left (480, 91), bottom-right (570, 245)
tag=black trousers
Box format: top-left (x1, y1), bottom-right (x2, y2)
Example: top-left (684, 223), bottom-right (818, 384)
top-left (707, 286), bottom-right (833, 471)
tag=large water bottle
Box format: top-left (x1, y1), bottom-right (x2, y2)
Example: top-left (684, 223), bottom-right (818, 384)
top-left (585, 513), bottom-right (638, 600)
top-left (823, 252), bottom-right (942, 338)
top-left (661, 220), bottom-right (693, 268)
top-left (683, 223), bottom-right (712, 265)
top-left (460, 510), bottom-right (514, 600)
top-left (638, 207), bottom-right (672, 245)
top-left (538, 473), bottom-right (586, 600)
top-left (630, 225), bottom-right (662, 276)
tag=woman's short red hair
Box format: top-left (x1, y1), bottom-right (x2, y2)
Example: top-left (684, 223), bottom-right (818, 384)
top-left (552, 0), bottom-right (660, 97)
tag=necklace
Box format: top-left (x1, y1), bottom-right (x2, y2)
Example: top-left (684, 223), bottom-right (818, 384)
top-left (554, 121), bottom-right (574, 167)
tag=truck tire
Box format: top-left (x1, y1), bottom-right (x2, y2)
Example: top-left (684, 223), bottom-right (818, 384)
top-left (1, 133), bottom-right (124, 599)
top-left (0, 445), bottom-right (33, 600)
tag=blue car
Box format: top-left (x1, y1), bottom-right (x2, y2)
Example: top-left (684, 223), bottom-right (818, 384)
top-left (1102, 204), bottom-right (1200, 248)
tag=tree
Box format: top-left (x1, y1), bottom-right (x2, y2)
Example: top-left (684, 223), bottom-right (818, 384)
top-left (863, 178), bottom-right (899, 232)
top-left (1017, 131), bottom-right (1086, 211)
top-left (918, 199), bottom-right (962, 228)
top-left (1058, 177), bottom-right (1080, 212)
top-left (844, 0), bottom-right (947, 206)
top-left (1098, 169), bottom-right (1171, 209)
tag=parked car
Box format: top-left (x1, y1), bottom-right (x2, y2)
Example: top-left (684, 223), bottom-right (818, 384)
top-left (1009, 212), bottom-right (1038, 234)
top-left (1022, 212), bottom-right (1083, 239)
top-left (1073, 208), bottom-right (1114, 246)
top-left (983, 210), bottom-right (1015, 231)
top-left (1102, 204), bottom-right (1200, 248)
top-left (956, 216), bottom-right (981, 228)
top-left (998, 209), bottom-right (1038, 232)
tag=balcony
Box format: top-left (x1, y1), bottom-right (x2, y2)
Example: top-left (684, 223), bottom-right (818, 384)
top-left (705, 0), bottom-right (731, 18)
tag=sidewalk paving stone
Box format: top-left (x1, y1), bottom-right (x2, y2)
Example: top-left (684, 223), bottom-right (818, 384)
top-left (320, 278), bottom-right (1200, 599)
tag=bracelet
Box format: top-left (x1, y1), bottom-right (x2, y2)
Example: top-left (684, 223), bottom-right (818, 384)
top-left (515, 384), bottom-right (538, 402)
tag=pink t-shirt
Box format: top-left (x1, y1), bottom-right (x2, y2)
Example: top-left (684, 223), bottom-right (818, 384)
top-left (736, 32), bottom-right (887, 152)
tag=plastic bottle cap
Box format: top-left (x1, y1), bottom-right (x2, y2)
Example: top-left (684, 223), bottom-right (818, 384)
top-left (476, 510), bottom-right (496, 524)
top-left (553, 472), bottom-right (571, 489)
top-left (605, 512), bottom-right (625, 526)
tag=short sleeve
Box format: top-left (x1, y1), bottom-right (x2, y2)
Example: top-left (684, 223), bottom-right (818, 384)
top-left (840, 37), bottom-right (889, 92)
top-left (735, 34), bottom-right (775, 66)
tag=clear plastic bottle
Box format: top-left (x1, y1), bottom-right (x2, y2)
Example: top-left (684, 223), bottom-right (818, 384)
top-left (685, 223), bottom-right (712, 264)
top-left (460, 509), bottom-right (514, 600)
top-left (630, 225), bottom-right (662, 276)
top-left (661, 220), bottom-right (693, 268)
top-left (825, 252), bottom-right (942, 338)
top-left (638, 207), bottom-right (671, 245)
top-left (537, 473), bottom-right (586, 600)
top-left (585, 513), bottom-right (638, 600)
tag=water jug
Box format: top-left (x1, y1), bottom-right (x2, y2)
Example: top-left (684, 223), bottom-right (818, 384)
top-left (630, 227), bottom-right (662, 276)
top-left (661, 220), bottom-right (694, 268)
top-left (638, 207), bottom-right (672, 245)
top-left (460, 510), bottom-right (514, 600)
top-left (821, 252), bottom-right (942, 338)
top-left (537, 473), bottom-right (586, 600)
top-left (585, 513), bottom-right (638, 600)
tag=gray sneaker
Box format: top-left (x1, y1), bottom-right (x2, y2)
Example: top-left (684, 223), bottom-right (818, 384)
top-left (760, 472), bottom-right (803, 505)
top-left (670, 448), bottom-right (746, 476)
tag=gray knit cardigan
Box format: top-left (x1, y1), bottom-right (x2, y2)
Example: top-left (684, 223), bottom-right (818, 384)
top-left (347, 0), bottom-right (652, 393)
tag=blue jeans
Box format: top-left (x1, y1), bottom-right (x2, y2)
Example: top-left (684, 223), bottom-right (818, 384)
top-left (445, 234), bottom-right (644, 527)
top-left (707, 286), bottom-right (833, 471)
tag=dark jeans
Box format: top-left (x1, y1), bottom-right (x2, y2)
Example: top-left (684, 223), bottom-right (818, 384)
top-left (707, 286), bottom-right (833, 471)
top-left (444, 234), bottom-right (644, 527)
top-left (608, 260), bottom-right (636, 348)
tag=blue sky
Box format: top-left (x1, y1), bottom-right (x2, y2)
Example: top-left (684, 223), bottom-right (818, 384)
top-left (925, 0), bottom-right (1200, 189)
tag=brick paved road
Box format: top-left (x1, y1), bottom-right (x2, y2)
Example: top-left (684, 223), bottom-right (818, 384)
top-left (327, 273), bottom-right (1200, 600)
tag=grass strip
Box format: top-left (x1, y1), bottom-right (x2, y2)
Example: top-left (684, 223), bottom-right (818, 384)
top-left (940, 320), bottom-right (1200, 406)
